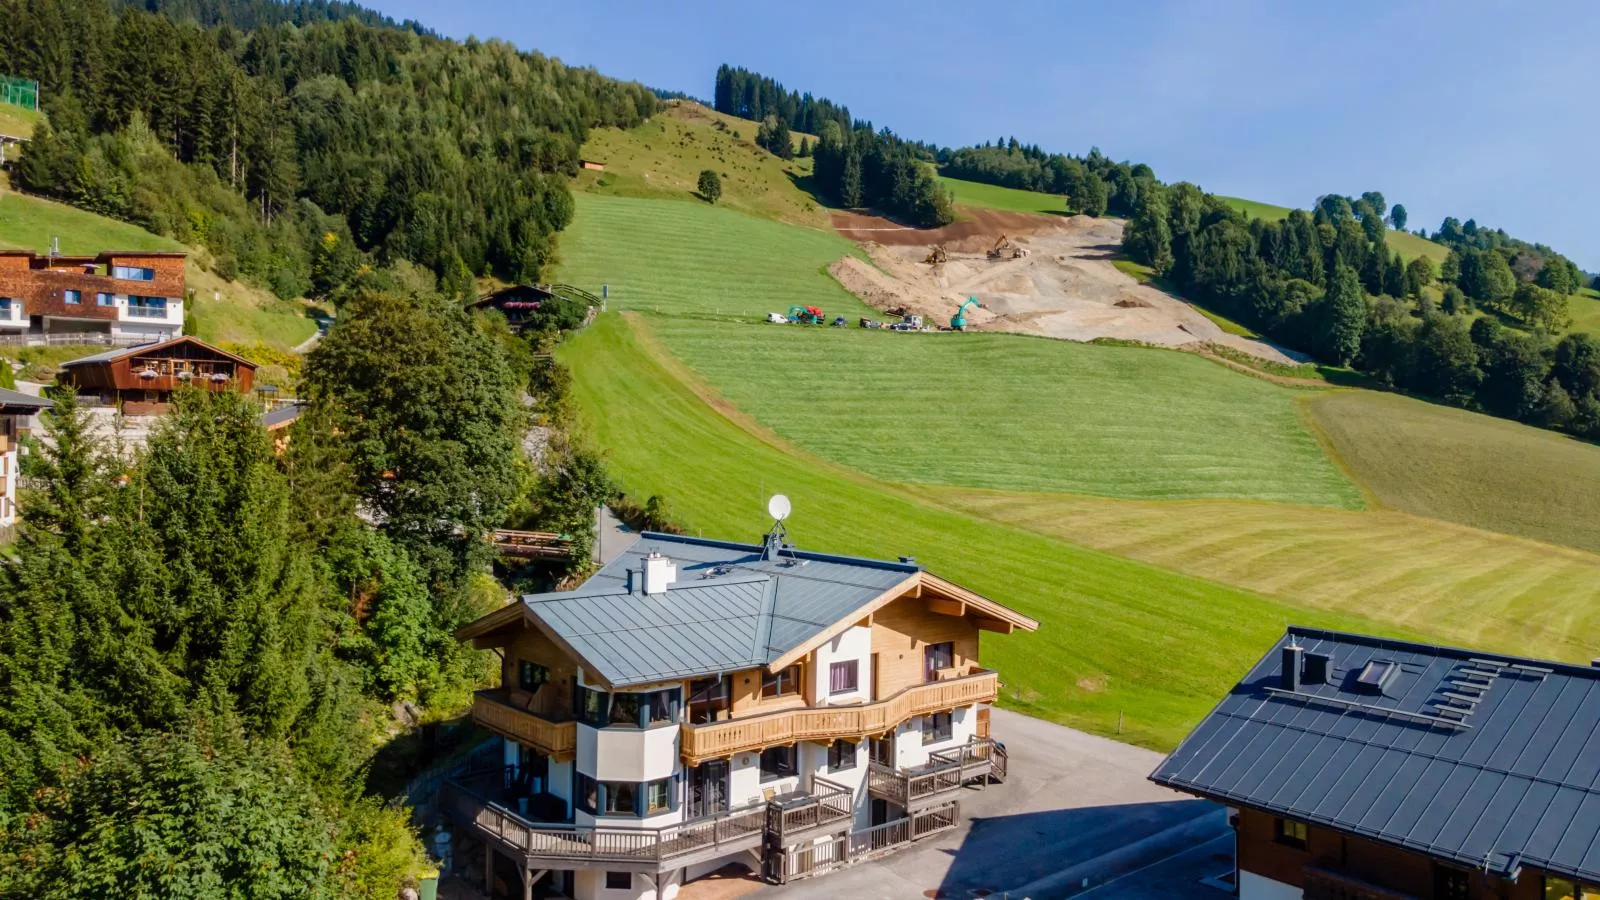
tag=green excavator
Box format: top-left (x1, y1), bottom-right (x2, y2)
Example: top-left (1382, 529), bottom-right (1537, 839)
top-left (951, 297), bottom-right (982, 331)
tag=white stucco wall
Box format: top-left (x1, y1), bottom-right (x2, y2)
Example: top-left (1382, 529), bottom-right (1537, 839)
top-left (729, 749), bottom-right (798, 806)
top-left (812, 625), bottom-right (873, 704)
top-left (573, 868), bottom-right (681, 900)
top-left (577, 722), bottom-right (679, 782)
top-left (1239, 870), bottom-right (1302, 900)
top-left (0, 448), bottom-right (16, 526)
top-left (894, 703), bottom-right (977, 769)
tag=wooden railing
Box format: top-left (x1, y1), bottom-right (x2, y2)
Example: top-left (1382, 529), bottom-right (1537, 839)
top-left (766, 775), bottom-right (854, 839)
top-left (769, 800), bottom-right (960, 883)
top-left (489, 529), bottom-right (572, 560)
top-left (867, 738), bottom-right (1006, 807)
top-left (440, 776), bottom-right (766, 871)
top-left (681, 669), bottom-right (999, 763)
top-left (470, 689), bottom-right (577, 761)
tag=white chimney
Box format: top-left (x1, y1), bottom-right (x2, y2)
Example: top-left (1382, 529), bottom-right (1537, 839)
top-left (641, 552), bottom-right (676, 595)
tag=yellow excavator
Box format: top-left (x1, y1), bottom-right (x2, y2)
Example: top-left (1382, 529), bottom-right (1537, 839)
top-left (924, 245), bottom-right (948, 265)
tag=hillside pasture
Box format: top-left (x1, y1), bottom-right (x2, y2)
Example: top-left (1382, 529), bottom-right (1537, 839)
top-left (1307, 390), bottom-right (1600, 554)
top-left (553, 193), bottom-right (876, 323)
top-left (558, 312), bottom-right (1420, 749)
top-left (649, 317), bottom-right (1362, 507)
top-left (0, 103), bottom-right (42, 139)
top-left (936, 176), bottom-right (1066, 217)
top-left (932, 487), bottom-right (1600, 665)
top-left (1568, 288), bottom-right (1600, 335)
top-left (1218, 194), bottom-right (1449, 263)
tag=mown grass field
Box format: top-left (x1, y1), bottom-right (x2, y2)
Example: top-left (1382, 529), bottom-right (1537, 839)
top-left (0, 186), bottom-right (184, 254)
top-left (936, 176), bottom-right (1067, 217)
top-left (930, 487), bottom-right (1600, 664)
top-left (577, 102), bottom-right (825, 226)
top-left (1217, 194), bottom-right (1449, 264)
top-left (1568, 288), bottom-right (1600, 335)
top-left (553, 193), bottom-right (876, 322)
top-left (1307, 391), bottom-right (1600, 554)
top-left (650, 317), bottom-right (1361, 507)
top-left (558, 312), bottom-right (1420, 749)
top-left (0, 102), bottom-right (42, 139)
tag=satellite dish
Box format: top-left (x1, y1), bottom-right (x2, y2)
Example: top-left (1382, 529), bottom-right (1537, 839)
top-left (767, 494), bottom-right (792, 521)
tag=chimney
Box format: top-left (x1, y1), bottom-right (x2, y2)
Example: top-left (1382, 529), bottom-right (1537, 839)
top-left (1303, 652), bottom-right (1331, 686)
top-left (641, 552), bottom-right (675, 595)
top-left (1591, 658), bottom-right (1600, 669)
top-left (1281, 641), bottom-right (1304, 691)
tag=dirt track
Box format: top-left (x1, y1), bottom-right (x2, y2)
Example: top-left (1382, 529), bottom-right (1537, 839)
top-left (828, 211), bottom-right (1297, 363)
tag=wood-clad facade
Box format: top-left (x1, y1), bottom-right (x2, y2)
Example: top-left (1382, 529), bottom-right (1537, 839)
top-left (0, 250), bottom-right (187, 339)
top-left (57, 336), bottom-right (257, 415)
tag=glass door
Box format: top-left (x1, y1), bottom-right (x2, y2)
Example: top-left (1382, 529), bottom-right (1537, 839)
top-left (689, 760), bottom-right (729, 818)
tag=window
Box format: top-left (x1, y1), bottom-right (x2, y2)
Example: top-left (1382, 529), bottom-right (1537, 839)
top-left (641, 687), bottom-right (680, 724)
top-left (829, 660), bottom-right (859, 695)
top-left (575, 773), bottom-right (598, 815)
top-left (610, 692), bottom-right (641, 727)
top-left (517, 660), bottom-right (548, 691)
top-left (95, 292), bottom-right (114, 306)
top-left (869, 736), bottom-right (893, 767)
top-left (111, 265), bottom-right (155, 281)
top-left (828, 739), bottom-right (858, 772)
top-left (127, 296), bottom-right (168, 318)
top-left (604, 780), bottom-right (637, 816)
top-left (924, 642), bottom-right (954, 682)
top-left (605, 872), bottom-right (632, 890)
top-left (922, 712), bottom-right (953, 745)
top-left (1542, 878), bottom-right (1600, 900)
top-left (762, 664), bottom-right (802, 699)
top-left (577, 685), bottom-right (607, 726)
top-left (1433, 865), bottom-right (1469, 900)
top-left (63, 289), bottom-right (80, 305)
top-left (645, 777), bottom-right (671, 814)
top-left (760, 745), bottom-right (797, 781)
top-left (688, 676), bottom-right (731, 724)
top-left (1275, 817), bottom-right (1308, 849)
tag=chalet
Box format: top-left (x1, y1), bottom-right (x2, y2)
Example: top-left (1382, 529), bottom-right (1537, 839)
top-left (0, 387), bottom-right (49, 534)
top-left (57, 336), bottom-right (256, 415)
top-left (446, 527), bottom-right (1038, 900)
top-left (466, 283), bottom-right (600, 332)
top-left (0, 250), bottom-right (186, 342)
top-left (1151, 628), bottom-right (1600, 900)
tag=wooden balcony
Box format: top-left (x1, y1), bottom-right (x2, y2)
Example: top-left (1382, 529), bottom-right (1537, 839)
top-left (470, 689), bottom-right (577, 761)
top-left (681, 668), bottom-right (998, 764)
top-left (866, 738), bottom-right (1007, 809)
top-left (765, 776), bottom-right (854, 842)
top-left (1304, 865), bottom-right (1418, 900)
top-left (767, 800), bottom-right (960, 884)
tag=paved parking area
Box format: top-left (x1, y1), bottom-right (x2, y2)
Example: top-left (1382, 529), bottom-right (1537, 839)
top-left (762, 709), bottom-right (1227, 900)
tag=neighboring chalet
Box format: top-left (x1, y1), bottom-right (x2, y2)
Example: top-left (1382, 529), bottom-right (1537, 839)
top-left (466, 283), bottom-right (600, 332)
top-left (446, 528), bottom-right (1038, 900)
top-left (0, 250), bottom-right (186, 342)
top-left (1152, 628), bottom-right (1600, 900)
top-left (0, 387), bottom-right (49, 533)
top-left (57, 336), bottom-right (256, 415)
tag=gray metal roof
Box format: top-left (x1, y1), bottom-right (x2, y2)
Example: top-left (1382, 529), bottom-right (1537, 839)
top-left (58, 342), bottom-right (161, 366)
top-left (0, 387), bottom-right (51, 410)
top-left (1151, 628), bottom-right (1600, 883)
top-left (522, 532), bottom-right (917, 687)
top-left (261, 402), bottom-right (305, 429)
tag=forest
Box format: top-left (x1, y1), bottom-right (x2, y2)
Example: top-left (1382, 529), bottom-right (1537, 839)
top-left (1121, 184), bottom-right (1600, 438)
top-left (0, 0), bottom-right (657, 299)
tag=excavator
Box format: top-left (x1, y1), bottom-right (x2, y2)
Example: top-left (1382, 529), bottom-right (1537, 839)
top-left (787, 305), bottom-right (824, 325)
top-left (951, 297), bottom-right (982, 330)
top-left (924, 245), bottom-right (948, 265)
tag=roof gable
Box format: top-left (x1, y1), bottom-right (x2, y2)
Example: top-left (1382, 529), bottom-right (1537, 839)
top-left (1151, 628), bottom-right (1600, 883)
top-left (60, 335), bottom-right (258, 370)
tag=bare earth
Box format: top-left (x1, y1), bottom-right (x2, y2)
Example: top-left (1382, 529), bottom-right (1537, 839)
top-left (828, 210), bottom-right (1295, 363)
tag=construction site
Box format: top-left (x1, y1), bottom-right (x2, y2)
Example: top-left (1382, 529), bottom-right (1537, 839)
top-left (826, 209), bottom-right (1298, 363)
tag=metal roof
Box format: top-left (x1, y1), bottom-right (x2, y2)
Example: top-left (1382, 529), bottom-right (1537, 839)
top-left (59, 336), bottom-right (258, 369)
top-left (1150, 628), bottom-right (1600, 884)
top-left (520, 532), bottom-right (917, 688)
top-left (0, 387), bottom-right (51, 410)
top-left (58, 342), bottom-right (163, 366)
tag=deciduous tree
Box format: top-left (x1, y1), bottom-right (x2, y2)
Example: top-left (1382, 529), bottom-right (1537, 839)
top-left (696, 168), bottom-right (721, 204)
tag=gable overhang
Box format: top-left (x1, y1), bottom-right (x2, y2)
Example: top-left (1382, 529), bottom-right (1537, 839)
top-left (454, 599), bottom-right (620, 690)
top-left (765, 570), bottom-right (1038, 673)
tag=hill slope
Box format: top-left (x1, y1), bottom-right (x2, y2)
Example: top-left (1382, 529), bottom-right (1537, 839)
top-left (1218, 195), bottom-right (1449, 263)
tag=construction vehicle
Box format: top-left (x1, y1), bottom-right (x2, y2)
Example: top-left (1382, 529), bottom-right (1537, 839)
top-left (987, 235), bottom-right (1028, 260)
top-left (924, 245), bottom-right (948, 265)
top-left (859, 317), bottom-right (879, 329)
top-left (951, 297), bottom-right (982, 330)
top-left (787, 305), bottom-right (824, 325)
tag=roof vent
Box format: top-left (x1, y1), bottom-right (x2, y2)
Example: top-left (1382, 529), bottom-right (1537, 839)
top-left (1281, 641), bottom-right (1304, 691)
top-left (641, 552), bottom-right (675, 595)
top-left (1592, 658), bottom-right (1600, 669)
top-left (1303, 651), bottom-right (1332, 686)
top-left (1354, 659), bottom-right (1400, 695)
top-left (899, 556), bottom-right (916, 566)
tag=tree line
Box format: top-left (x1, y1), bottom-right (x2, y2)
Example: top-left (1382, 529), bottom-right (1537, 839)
top-left (115, 0), bottom-right (431, 32)
top-left (1122, 183), bottom-right (1600, 439)
top-left (940, 140), bottom-right (1151, 218)
top-left (2, 0), bottom-right (657, 300)
top-left (712, 64), bottom-right (851, 137)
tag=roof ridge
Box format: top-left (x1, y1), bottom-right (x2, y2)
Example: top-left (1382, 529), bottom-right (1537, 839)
top-left (1289, 626), bottom-right (1600, 679)
top-left (638, 531), bottom-right (919, 573)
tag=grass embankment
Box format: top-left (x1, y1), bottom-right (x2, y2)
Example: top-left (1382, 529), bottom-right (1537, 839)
top-left (576, 101), bottom-right (824, 226)
top-left (931, 486), bottom-right (1600, 664)
top-left (936, 176), bottom-right (1067, 217)
top-left (0, 184), bottom-right (316, 352)
top-left (1568, 288), bottom-right (1600, 336)
top-left (558, 312), bottom-right (1416, 749)
top-left (1218, 195), bottom-right (1449, 264)
top-left (1307, 391), bottom-right (1600, 555)
top-left (0, 103), bottom-right (42, 139)
top-left (554, 193), bottom-right (876, 322)
top-left (650, 317), bottom-right (1360, 507)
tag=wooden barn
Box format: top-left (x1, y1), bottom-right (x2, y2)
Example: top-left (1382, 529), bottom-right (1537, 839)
top-left (466, 283), bottom-right (600, 332)
top-left (57, 335), bottom-right (257, 415)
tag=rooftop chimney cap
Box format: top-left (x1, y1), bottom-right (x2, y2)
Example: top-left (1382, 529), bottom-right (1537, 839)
top-left (1591, 658), bottom-right (1600, 669)
top-left (641, 552), bottom-right (675, 595)
top-left (899, 556), bottom-right (916, 565)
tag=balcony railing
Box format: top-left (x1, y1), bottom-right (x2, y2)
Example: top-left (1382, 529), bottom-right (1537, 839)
top-left (866, 738), bottom-right (1006, 808)
top-left (125, 305), bottom-right (173, 319)
top-left (1303, 865), bottom-right (1419, 900)
top-left (470, 689), bottom-right (577, 761)
top-left (767, 800), bottom-right (960, 883)
top-left (681, 668), bottom-right (998, 764)
top-left (440, 772), bottom-right (766, 872)
top-left (765, 775), bottom-right (853, 840)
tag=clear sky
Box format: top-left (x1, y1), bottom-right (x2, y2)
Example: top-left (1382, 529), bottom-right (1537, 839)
top-left (368, 0), bottom-right (1600, 269)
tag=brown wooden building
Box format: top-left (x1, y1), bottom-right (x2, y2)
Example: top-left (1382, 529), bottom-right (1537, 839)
top-left (1152, 629), bottom-right (1600, 900)
top-left (466, 283), bottom-right (600, 332)
top-left (0, 250), bottom-right (187, 340)
top-left (57, 335), bottom-right (257, 415)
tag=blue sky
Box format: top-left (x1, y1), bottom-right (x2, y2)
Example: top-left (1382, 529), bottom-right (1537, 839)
top-left (369, 0), bottom-right (1600, 269)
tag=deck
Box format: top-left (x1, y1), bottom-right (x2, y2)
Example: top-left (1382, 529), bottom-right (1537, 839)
top-left (866, 738), bottom-right (1007, 809)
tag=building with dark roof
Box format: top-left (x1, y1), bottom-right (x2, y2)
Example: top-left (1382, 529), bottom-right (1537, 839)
top-left (447, 528), bottom-right (1037, 899)
top-left (57, 335), bottom-right (257, 415)
top-left (0, 250), bottom-right (187, 342)
top-left (466, 283), bottom-right (600, 332)
top-left (0, 387), bottom-right (50, 533)
top-left (1151, 627), bottom-right (1600, 900)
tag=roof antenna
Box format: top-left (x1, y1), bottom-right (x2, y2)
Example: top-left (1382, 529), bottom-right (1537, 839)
top-left (762, 494), bottom-right (791, 561)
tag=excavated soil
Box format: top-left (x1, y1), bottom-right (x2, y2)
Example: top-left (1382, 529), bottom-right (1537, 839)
top-left (828, 212), bottom-right (1298, 363)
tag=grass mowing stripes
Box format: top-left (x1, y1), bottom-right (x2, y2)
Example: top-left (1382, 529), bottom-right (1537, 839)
top-left (937, 175), bottom-right (1067, 216)
top-left (553, 193), bottom-right (877, 323)
top-left (1307, 390), bottom-right (1600, 555)
top-left (559, 312), bottom-right (1418, 749)
top-left (648, 317), bottom-right (1362, 507)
